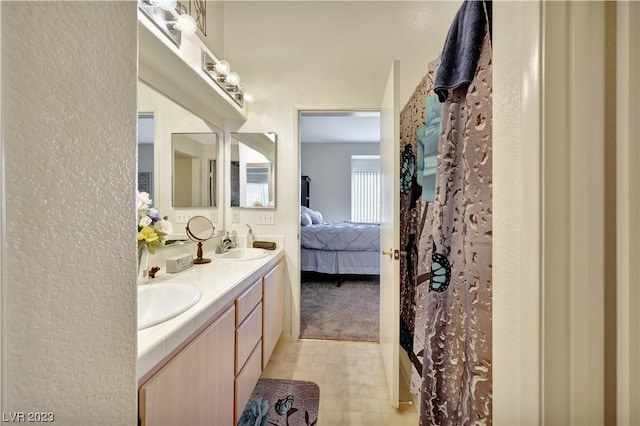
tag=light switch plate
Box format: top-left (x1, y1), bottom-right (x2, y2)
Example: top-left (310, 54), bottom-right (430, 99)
top-left (232, 211), bottom-right (240, 223)
top-left (210, 211), bottom-right (218, 223)
top-left (257, 212), bottom-right (275, 225)
top-left (175, 211), bottom-right (190, 224)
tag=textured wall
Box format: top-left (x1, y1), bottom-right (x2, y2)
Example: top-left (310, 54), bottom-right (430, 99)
top-left (2, 2), bottom-right (137, 422)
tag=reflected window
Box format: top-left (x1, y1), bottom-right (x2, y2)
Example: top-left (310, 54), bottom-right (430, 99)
top-left (246, 164), bottom-right (271, 207)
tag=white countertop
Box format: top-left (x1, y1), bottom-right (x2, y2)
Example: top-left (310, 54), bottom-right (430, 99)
top-left (137, 247), bottom-right (284, 383)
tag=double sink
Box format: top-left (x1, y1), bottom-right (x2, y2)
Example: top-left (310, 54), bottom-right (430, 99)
top-left (137, 248), bottom-right (270, 330)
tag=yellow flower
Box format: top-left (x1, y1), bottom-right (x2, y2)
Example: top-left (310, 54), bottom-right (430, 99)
top-left (138, 226), bottom-right (159, 244)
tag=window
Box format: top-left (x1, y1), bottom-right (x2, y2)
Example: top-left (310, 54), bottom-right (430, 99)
top-left (351, 155), bottom-right (380, 223)
top-left (245, 163), bottom-right (271, 207)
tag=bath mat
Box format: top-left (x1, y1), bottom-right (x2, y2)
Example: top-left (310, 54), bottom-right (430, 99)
top-left (237, 379), bottom-right (319, 426)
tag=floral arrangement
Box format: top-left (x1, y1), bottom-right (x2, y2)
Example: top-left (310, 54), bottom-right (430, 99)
top-left (137, 191), bottom-right (173, 260)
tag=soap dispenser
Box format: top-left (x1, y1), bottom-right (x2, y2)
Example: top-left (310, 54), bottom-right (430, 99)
top-left (246, 224), bottom-right (254, 247)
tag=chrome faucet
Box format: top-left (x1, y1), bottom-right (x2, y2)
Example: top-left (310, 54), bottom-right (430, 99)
top-left (216, 231), bottom-right (237, 253)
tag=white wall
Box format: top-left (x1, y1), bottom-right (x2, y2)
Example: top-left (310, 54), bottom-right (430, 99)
top-left (1, 2), bottom-right (137, 422)
top-left (493, 2), bottom-right (542, 424)
top-left (301, 142), bottom-right (379, 221)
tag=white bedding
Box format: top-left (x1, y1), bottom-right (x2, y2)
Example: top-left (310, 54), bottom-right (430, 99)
top-left (300, 221), bottom-right (380, 251)
top-left (300, 249), bottom-right (380, 275)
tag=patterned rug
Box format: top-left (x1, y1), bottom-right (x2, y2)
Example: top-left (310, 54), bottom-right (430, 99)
top-left (237, 379), bottom-right (320, 426)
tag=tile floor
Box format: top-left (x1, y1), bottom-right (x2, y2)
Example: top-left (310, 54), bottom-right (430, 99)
top-left (260, 339), bottom-right (419, 426)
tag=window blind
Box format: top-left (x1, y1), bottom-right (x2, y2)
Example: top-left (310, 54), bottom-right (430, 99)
top-left (351, 155), bottom-right (380, 223)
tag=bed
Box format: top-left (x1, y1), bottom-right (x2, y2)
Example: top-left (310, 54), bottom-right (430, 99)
top-left (300, 207), bottom-right (380, 278)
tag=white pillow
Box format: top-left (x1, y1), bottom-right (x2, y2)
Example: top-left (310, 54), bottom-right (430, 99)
top-left (302, 206), bottom-right (322, 224)
top-left (300, 211), bottom-right (312, 226)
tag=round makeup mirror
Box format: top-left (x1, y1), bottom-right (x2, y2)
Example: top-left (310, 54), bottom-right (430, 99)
top-left (185, 215), bottom-right (215, 264)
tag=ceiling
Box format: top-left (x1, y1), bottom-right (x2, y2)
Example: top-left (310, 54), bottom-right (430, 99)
top-left (300, 111), bottom-right (381, 144)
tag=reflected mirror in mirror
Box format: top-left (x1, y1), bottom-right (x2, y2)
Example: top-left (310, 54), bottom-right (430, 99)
top-left (172, 133), bottom-right (219, 207)
top-left (186, 215), bottom-right (215, 264)
top-left (138, 114), bottom-right (155, 200)
top-left (229, 132), bottom-right (277, 208)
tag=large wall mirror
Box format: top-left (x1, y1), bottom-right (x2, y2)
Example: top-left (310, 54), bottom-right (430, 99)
top-left (229, 132), bottom-right (277, 208)
top-left (172, 133), bottom-right (219, 207)
top-left (138, 81), bottom-right (224, 236)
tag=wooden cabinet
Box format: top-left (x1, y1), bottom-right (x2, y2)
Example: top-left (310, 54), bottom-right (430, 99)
top-left (139, 260), bottom-right (284, 425)
top-left (262, 261), bottom-right (284, 369)
top-left (139, 306), bottom-right (235, 426)
top-left (301, 175), bottom-right (311, 207)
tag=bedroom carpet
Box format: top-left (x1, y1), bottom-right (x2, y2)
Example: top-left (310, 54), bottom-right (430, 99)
top-left (237, 379), bottom-right (319, 426)
top-left (300, 273), bottom-right (379, 342)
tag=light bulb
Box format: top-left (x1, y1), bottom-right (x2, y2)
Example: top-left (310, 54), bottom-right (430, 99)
top-left (226, 72), bottom-right (240, 86)
top-left (151, 0), bottom-right (177, 11)
top-left (213, 60), bottom-right (231, 75)
top-left (243, 92), bottom-right (254, 103)
top-left (175, 14), bottom-right (197, 34)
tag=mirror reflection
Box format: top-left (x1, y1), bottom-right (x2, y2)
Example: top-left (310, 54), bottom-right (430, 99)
top-left (230, 132), bottom-right (277, 208)
top-left (138, 81), bottom-right (223, 235)
top-left (172, 133), bottom-right (218, 207)
top-left (137, 114), bottom-right (155, 200)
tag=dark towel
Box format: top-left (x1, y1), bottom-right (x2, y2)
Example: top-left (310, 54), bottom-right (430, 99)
top-left (434, 0), bottom-right (491, 102)
top-left (253, 241), bottom-right (277, 250)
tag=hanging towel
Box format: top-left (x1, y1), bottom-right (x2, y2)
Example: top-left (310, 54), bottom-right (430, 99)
top-left (433, 0), bottom-right (491, 102)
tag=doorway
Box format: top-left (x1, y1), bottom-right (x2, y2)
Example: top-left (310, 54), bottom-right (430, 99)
top-left (298, 110), bottom-right (382, 342)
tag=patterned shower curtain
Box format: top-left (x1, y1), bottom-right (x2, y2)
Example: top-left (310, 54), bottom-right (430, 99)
top-left (398, 59), bottom-right (441, 395)
top-left (419, 8), bottom-right (493, 426)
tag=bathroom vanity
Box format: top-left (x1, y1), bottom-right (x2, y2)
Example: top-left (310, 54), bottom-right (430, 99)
top-left (136, 248), bottom-right (284, 425)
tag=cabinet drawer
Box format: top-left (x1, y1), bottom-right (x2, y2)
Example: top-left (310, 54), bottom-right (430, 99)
top-left (235, 279), bottom-right (262, 325)
top-left (235, 340), bottom-right (262, 424)
top-left (236, 302), bottom-right (262, 374)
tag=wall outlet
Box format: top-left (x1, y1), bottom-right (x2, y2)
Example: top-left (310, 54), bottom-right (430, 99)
top-left (232, 210), bottom-right (240, 223)
top-left (257, 212), bottom-right (275, 225)
top-left (175, 211), bottom-right (190, 224)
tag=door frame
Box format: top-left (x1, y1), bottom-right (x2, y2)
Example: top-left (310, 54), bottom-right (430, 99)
top-left (292, 103), bottom-right (381, 344)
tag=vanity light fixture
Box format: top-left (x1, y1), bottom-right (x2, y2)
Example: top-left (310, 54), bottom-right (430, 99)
top-left (213, 60), bottom-right (231, 76)
top-left (202, 50), bottom-right (248, 108)
top-left (226, 72), bottom-right (240, 86)
top-left (174, 13), bottom-right (197, 34)
top-left (149, 0), bottom-right (177, 11)
top-left (143, 0), bottom-right (197, 35)
top-left (242, 92), bottom-right (254, 103)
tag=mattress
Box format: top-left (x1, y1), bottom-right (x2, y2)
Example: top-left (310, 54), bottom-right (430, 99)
top-left (300, 221), bottom-right (380, 251)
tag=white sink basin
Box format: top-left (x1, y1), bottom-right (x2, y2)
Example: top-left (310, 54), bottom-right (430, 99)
top-left (138, 283), bottom-right (202, 330)
top-left (213, 247), bottom-right (269, 261)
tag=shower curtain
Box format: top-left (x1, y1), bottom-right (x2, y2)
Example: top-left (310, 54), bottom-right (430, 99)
top-left (398, 58), bottom-right (441, 395)
top-left (419, 3), bottom-right (493, 424)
